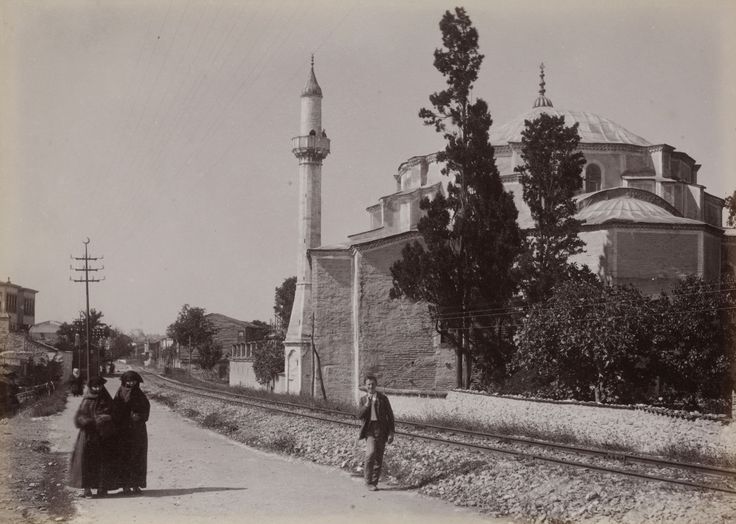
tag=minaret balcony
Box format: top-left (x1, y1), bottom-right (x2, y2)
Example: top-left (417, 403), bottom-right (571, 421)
top-left (291, 135), bottom-right (331, 160)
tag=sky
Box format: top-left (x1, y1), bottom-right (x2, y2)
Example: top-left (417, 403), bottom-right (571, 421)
top-left (1, 0), bottom-right (735, 335)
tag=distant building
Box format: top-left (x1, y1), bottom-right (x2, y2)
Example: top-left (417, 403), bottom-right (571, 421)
top-left (0, 314), bottom-right (68, 380)
top-left (29, 321), bottom-right (63, 346)
top-left (206, 313), bottom-right (269, 361)
top-left (0, 279), bottom-right (38, 331)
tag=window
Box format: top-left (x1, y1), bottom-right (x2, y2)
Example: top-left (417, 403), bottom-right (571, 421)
top-left (6, 293), bottom-right (17, 313)
top-left (399, 201), bottom-right (411, 231)
top-left (23, 298), bottom-right (34, 316)
top-left (585, 164), bottom-right (602, 193)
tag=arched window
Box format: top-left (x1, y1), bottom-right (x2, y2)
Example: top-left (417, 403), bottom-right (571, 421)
top-left (585, 164), bottom-right (602, 193)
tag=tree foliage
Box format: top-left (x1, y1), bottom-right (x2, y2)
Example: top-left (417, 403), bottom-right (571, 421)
top-left (514, 279), bottom-right (654, 402)
top-left (514, 275), bottom-right (735, 409)
top-left (197, 339), bottom-right (223, 371)
top-left (55, 309), bottom-right (111, 368)
top-left (389, 7), bottom-right (522, 388)
top-left (166, 304), bottom-right (219, 370)
top-left (274, 276), bottom-right (296, 331)
top-left (515, 113), bottom-right (587, 303)
top-left (725, 189), bottom-right (736, 227)
top-left (651, 275), bottom-right (735, 402)
top-left (252, 337), bottom-right (284, 387)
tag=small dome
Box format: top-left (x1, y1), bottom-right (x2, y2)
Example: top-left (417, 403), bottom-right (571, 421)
top-left (490, 107), bottom-right (651, 147)
top-left (576, 194), bottom-right (701, 226)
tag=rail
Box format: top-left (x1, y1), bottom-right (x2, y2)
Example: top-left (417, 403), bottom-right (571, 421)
top-left (142, 371), bottom-right (736, 495)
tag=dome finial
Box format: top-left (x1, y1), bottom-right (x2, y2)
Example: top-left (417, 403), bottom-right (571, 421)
top-left (538, 62), bottom-right (546, 97)
top-left (311, 53), bottom-right (314, 69)
top-left (533, 62), bottom-right (553, 108)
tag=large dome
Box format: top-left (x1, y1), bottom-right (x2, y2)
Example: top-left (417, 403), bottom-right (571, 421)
top-left (490, 106), bottom-right (651, 147)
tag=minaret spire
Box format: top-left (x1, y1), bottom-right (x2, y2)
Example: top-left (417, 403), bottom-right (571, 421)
top-left (533, 62), bottom-right (553, 108)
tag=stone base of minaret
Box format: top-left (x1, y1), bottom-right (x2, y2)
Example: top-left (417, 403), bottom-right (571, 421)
top-left (283, 341), bottom-right (314, 396)
top-left (284, 282), bottom-right (315, 396)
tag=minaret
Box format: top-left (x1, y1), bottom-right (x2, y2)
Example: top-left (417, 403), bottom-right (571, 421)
top-left (284, 57), bottom-right (330, 395)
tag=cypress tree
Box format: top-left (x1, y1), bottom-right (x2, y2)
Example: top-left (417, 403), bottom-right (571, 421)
top-left (390, 7), bottom-right (521, 388)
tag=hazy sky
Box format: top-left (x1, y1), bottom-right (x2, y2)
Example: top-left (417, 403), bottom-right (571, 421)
top-left (2, 0), bottom-right (735, 335)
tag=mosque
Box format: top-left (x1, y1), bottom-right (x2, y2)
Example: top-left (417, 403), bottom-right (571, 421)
top-left (232, 62), bottom-right (726, 403)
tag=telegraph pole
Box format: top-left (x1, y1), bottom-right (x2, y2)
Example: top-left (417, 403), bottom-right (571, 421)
top-left (71, 238), bottom-right (104, 380)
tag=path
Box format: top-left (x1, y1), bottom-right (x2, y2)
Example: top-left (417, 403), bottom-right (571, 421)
top-left (49, 382), bottom-right (507, 524)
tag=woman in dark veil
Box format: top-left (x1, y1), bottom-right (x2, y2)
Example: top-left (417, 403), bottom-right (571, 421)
top-left (69, 376), bottom-right (117, 497)
top-left (113, 371), bottom-right (150, 495)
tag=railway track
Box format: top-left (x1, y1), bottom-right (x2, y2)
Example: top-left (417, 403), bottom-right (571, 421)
top-left (142, 371), bottom-right (736, 495)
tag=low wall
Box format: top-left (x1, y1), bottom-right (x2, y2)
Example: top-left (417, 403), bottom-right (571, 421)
top-left (229, 358), bottom-right (284, 393)
top-left (390, 390), bottom-right (736, 459)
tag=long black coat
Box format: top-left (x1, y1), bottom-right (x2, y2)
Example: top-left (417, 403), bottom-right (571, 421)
top-left (113, 386), bottom-right (150, 488)
top-left (68, 375), bottom-right (84, 396)
top-left (69, 390), bottom-right (118, 489)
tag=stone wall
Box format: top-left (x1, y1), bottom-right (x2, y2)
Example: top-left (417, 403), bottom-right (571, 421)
top-left (390, 390), bottom-right (736, 458)
top-left (229, 358), bottom-right (284, 393)
top-left (357, 240), bottom-right (456, 393)
top-left (312, 252), bottom-right (356, 401)
top-left (614, 228), bottom-right (699, 293)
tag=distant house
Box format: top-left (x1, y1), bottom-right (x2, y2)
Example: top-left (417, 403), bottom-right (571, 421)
top-left (0, 314), bottom-right (70, 380)
top-left (0, 279), bottom-right (38, 331)
top-left (29, 321), bottom-right (63, 346)
top-left (205, 313), bottom-right (269, 360)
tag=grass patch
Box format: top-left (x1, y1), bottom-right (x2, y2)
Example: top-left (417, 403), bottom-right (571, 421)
top-left (160, 370), bottom-right (356, 413)
top-left (148, 391), bottom-right (178, 409)
top-left (264, 434), bottom-right (298, 454)
top-left (401, 412), bottom-right (639, 453)
top-left (201, 412), bottom-right (239, 433)
top-left (386, 458), bottom-right (487, 489)
top-left (660, 442), bottom-right (736, 468)
top-left (182, 407), bottom-right (201, 418)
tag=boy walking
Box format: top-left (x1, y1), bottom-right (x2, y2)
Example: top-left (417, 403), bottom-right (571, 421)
top-left (357, 374), bottom-right (395, 491)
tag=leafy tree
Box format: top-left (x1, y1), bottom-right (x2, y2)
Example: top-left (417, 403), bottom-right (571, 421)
top-left (651, 276), bottom-right (736, 405)
top-left (514, 278), bottom-right (655, 402)
top-left (166, 304), bottom-right (218, 369)
top-left (390, 7), bottom-right (522, 388)
top-left (725, 190), bottom-right (736, 227)
top-left (55, 309), bottom-right (110, 368)
top-left (197, 339), bottom-right (223, 371)
top-left (274, 276), bottom-right (296, 332)
top-left (107, 329), bottom-right (134, 361)
top-left (515, 113), bottom-right (587, 303)
top-left (252, 337), bottom-right (284, 388)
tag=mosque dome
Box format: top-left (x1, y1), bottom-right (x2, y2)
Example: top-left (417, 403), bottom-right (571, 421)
top-left (575, 189), bottom-right (701, 226)
top-left (490, 107), bottom-right (651, 147)
top-left (490, 63), bottom-right (650, 147)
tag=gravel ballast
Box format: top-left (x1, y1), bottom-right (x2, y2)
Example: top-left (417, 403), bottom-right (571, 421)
top-left (145, 381), bottom-right (736, 523)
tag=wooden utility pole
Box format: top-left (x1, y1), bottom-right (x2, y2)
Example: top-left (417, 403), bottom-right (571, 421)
top-left (71, 238), bottom-right (104, 380)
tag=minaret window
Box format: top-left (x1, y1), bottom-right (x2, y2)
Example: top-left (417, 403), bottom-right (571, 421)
top-left (585, 164), bottom-right (602, 193)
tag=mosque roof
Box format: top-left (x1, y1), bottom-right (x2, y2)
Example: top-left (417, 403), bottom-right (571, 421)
top-left (490, 107), bottom-right (651, 147)
top-left (491, 63), bottom-right (651, 147)
top-left (301, 56), bottom-right (323, 98)
top-left (576, 192), bottom-right (703, 226)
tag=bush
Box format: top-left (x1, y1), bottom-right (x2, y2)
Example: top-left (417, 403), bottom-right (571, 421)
top-left (252, 337), bottom-right (285, 387)
top-left (513, 279), bottom-right (654, 403)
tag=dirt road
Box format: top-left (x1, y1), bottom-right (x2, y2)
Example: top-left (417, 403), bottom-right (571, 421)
top-left (49, 384), bottom-right (505, 524)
